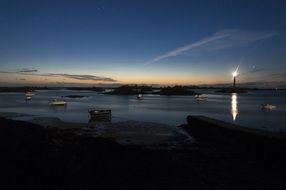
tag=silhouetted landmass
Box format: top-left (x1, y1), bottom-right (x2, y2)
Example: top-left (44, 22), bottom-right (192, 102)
top-left (66, 87), bottom-right (105, 92)
top-left (156, 86), bottom-right (200, 95)
top-left (0, 86), bottom-right (50, 92)
top-left (1, 116), bottom-right (286, 189)
top-left (106, 85), bottom-right (138, 95)
top-left (0, 85), bottom-right (285, 93)
top-left (106, 85), bottom-right (200, 96)
top-left (106, 85), bottom-right (152, 95)
top-left (137, 85), bottom-right (153, 92)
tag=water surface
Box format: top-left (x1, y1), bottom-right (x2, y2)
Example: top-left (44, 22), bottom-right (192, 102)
top-left (0, 89), bottom-right (285, 131)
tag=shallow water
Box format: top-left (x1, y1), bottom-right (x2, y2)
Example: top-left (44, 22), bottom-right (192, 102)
top-left (0, 89), bottom-right (285, 131)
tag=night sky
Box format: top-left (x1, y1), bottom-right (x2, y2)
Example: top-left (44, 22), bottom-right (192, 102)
top-left (0, 0), bottom-right (286, 87)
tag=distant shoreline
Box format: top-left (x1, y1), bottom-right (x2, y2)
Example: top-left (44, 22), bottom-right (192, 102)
top-left (1, 86), bottom-right (285, 93)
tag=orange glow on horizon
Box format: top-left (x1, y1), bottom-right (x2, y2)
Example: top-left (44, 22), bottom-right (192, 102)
top-left (0, 72), bottom-right (229, 86)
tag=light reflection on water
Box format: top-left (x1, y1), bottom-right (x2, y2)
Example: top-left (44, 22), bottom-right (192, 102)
top-left (0, 90), bottom-right (285, 131)
top-left (231, 93), bottom-right (238, 121)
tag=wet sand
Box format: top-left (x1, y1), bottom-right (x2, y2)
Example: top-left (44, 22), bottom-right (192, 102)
top-left (28, 116), bottom-right (192, 147)
top-left (0, 111), bottom-right (192, 147)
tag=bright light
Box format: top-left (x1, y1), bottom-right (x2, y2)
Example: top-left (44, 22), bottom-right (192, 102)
top-left (231, 93), bottom-right (238, 121)
top-left (232, 65), bottom-right (239, 77)
top-left (232, 71), bottom-right (238, 77)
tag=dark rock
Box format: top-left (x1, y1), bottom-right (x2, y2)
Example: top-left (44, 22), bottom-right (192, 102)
top-left (1, 116), bottom-right (286, 190)
top-left (63, 95), bottom-right (88, 98)
top-left (156, 86), bottom-right (200, 96)
top-left (106, 85), bottom-right (141, 95)
top-left (184, 115), bottom-right (286, 149)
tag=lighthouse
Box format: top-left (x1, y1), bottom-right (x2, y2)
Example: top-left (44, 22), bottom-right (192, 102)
top-left (233, 71), bottom-right (237, 87)
top-left (232, 65), bottom-right (239, 88)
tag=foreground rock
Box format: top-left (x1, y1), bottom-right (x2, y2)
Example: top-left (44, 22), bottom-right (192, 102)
top-left (179, 115), bottom-right (286, 190)
top-left (184, 115), bottom-right (286, 148)
top-left (0, 116), bottom-right (286, 189)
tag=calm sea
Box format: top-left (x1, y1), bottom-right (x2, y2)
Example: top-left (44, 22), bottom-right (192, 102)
top-left (0, 89), bottom-right (285, 131)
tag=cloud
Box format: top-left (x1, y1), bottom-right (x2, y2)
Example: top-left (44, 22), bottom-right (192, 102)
top-left (0, 68), bottom-right (38, 74)
top-left (197, 30), bottom-right (277, 52)
top-left (145, 29), bottom-right (277, 65)
top-left (18, 68), bottom-right (38, 73)
top-left (44, 73), bottom-right (116, 82)
top-left (0, 70), bottom-right (116, 82)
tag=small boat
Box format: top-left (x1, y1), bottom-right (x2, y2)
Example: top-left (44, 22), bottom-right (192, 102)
top-left (25, 96), bottom-right (32, 101)
top-left (25, 91), bottom-right (35, 96)
top-left (49, 99), bottom-right (67, 106)
top-left (260, 104), bottom-right (276, 110)
top-left (88, 109), bottom-right (111, 117)
top-left (25, 92), bottom-right (35, 96)
top-left (88, 109), bottom-right (112, 122)
top-left (195, 94), bottom-right (208, 101)
top-left (137, 94), bottom-right (143, 100)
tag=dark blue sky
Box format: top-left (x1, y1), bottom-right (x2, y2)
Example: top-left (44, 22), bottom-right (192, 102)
top-left (0, 0), bottom-right (286, 86)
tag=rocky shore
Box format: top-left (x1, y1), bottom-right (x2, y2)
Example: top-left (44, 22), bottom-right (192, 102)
top-left (0, 116), bottom-right (286, 189)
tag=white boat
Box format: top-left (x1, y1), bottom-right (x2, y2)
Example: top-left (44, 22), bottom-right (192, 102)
top-left (25, 91), bottom-right (35, 96)
top-left (137, 94), bottom-right (143, 99)
top-left (260, 104), bottom-right (276, 110)
top-left (195, 94), bottom-right (208, 101)
top-left (25, 96), bottom-right (32, 100)
top-left (49, 99), bottom-right (67, 106)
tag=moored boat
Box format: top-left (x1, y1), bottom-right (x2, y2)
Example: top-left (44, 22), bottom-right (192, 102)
top-left (49, 99), bottom-right (67, 106)
top-left (137, 94), bottom-right (143, 99)
top-left (88, 108), bottom-right (112, 121)
top-left (195, 94), bottom-right (208, 101)
top-left (25, 96), bottom-right (32, 101)
top-left (25, 90), bottom-right (35, 96)
top-left (88, 109), bottom-right (111, 116)
top-left (260, 104), bottom-right (276, 110)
